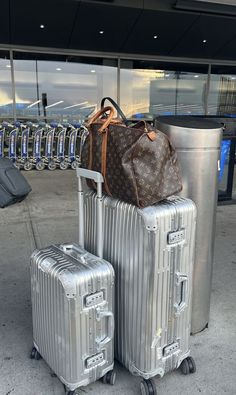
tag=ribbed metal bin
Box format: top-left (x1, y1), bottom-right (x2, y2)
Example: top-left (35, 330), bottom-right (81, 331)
top-left (155, 116), bottom-right (222, 334)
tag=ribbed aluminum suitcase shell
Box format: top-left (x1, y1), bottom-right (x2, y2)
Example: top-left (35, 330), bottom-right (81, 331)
top-left (30, 243), bottom-right (115, 391)
top-left (84, 192), bottom-right (196, 379)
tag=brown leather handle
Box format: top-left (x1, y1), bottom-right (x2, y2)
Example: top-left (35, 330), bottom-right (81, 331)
top-left (87, 106), bottom-right (115, 133)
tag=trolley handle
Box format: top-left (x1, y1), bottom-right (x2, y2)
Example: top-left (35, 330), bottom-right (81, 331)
top-left (76, 168), bottom-right (104, 259)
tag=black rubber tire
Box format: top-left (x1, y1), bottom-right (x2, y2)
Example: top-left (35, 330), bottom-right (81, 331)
top-left (102, 370), bottom-right (116, 385)
top-left (106, 370), bottom-right (116, 385)
top-left (35, 161), bottom-right (45, 171)
top-left (59, 160), bottom-right (69, 170)
top-left (140, 379), bottom-right (157, 395)
top-left (30, 347), bottom-right (42, 360)
top-left (187, 356), bottom-right (196, 374)
top-left (180, 358), bottom-right (190, 375)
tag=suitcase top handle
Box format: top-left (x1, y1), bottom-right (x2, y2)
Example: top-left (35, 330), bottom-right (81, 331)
top-left (76, 168), bottom-right (104, 185)
top-left (76, 168), bottom-right (104, 259)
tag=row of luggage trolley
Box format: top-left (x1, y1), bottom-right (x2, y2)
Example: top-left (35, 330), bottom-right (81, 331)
top-left (0, 121), bottom-right (86, 171)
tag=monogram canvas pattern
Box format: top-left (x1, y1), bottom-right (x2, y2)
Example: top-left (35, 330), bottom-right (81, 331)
top-left (81, 119), bottom-right (182, 208)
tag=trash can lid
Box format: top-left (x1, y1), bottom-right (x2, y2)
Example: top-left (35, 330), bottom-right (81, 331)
top-left (155, 116), bottom-right (222, 149)
top-left (156, 116), bottom-right (221, 130)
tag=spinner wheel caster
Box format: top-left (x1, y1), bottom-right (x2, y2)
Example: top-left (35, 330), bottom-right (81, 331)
top-left (102, 370), bottom-right (116, 385)
top-left (30, 347), bottom-right (42, 360)
top-left (180, 356), bottom-right (196, 375)
top-left (140, 378), bottom-right (157, 395)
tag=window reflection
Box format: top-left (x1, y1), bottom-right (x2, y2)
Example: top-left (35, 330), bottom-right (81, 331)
top-left (209, 70), bottom-right (236, 116)
top-left (120, 60), bottom-right (207, 119)
top-left (0, 52), bottom-right (13, 120)
top-left (13, 53), bottom-right (117, 122)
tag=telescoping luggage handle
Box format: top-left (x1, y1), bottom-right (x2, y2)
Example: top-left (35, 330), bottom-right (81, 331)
top-left (76, 167), bottom-right (104, 259)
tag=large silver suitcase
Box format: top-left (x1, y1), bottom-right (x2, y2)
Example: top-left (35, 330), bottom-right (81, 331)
top-left (30, 169), bottom-right (116, 394)
top-left (83, 185), bottom-right (197, 394)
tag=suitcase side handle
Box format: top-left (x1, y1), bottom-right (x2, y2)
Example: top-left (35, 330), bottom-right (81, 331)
top-left (96, 308), bottom-right (114, 350)
top-left (76, 168), bottom-right (104, 258)
top-left (174, 273), bottom-right (188, 316)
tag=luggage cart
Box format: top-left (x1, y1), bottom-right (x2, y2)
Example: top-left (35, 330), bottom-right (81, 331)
top-left (67, 123), bottom-right (88, 169)
top-left (31, 123), bottom-right (46, 171)
top-left (6, 122), bottom-right (19, 168)
top-left (44, 123), bottom-right (57, 171)
top-left (17, 123), bottom-right (32, 171)
top-left (0, 123), bottom-right (5, 159)
top-left (55, 123), bottom-right (68, 170)
top-left (67, 123), bottom-right (80, 169)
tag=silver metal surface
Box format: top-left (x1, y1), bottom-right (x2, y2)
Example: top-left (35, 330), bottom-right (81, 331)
top-left (155, 116), bottom-right (222, 334)
top-left (84, 193), bottom-right (196, 379)
top-left (77, 168), bottom-right (104, 258)
top-left (30, 243), bottom-right (115, 391)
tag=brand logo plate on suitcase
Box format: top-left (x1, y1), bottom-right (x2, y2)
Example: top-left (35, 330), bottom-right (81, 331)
top-left (85, 291), bottom-right (104, 307)
top-left (86, 352), bottom-right (104, 368)
top-left (167, 230), bottom-right (185, 244)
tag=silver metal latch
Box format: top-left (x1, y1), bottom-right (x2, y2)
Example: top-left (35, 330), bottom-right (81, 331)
top-left (167, 230), bottom-right (185, 244)
top-left (163, 342), bottom-right (179, 357)
top-left (85, 291), bottom-right (104, 308)
top-left (86, 352), bottom-right (104, 368)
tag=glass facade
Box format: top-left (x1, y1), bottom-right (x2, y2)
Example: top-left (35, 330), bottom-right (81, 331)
top-left (120, 60), bottom-right (208, 119)
top-left (0, 49), bottom-right (236, 122)
top-left (7, 52), bottom-right (118, 123)
top-left (0, 51), bottom-right (13, 119)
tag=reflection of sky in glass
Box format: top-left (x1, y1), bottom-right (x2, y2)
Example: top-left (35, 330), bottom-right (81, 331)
top-left (120, 67), bottom-right (207, 117)
top-left (13, 58), bottom-right (117, 121)
top-left (0, 57), bottom-right (13, 117)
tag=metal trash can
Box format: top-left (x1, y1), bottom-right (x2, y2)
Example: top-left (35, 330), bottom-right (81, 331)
top-left (155, 116), bottom-right (222, 334)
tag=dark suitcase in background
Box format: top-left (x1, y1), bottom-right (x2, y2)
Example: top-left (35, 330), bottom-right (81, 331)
top-left (0, 158), bottom-right (32, 208)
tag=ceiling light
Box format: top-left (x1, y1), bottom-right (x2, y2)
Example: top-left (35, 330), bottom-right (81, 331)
top-left (203, 39), bottom-right (207, 43)
top-left (56, 68), bottom-right (62, 71)
top-left (6, 65), bottom-right (11, 68)
top-left (45, 100), bottom-right (64, 109)
top-left (194, 75), bottom-right (199, 78)
top-left (91, 70), bottom-right (96, 73)
top-left (99, 30), bottom-right (104, 34)
top-left (153, 35), bottom-right (158, 39)
top-left (40, 24), bottom-right (45, 29)
top-left (27, 100), bottom-right (41, 109)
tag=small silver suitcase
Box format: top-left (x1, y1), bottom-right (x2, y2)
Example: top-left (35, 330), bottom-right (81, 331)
top-left (83, 184), bottom-right (197, 395)
top-left (30, 169), bottom-right (116, 395)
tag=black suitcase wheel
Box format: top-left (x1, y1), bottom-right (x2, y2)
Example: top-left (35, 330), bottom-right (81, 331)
top-left (30, 347), bottom-right (42, 360)
top-left (140, 379), bottom-right (157, 395)
top-left (63, 384), bottom-right (76, 395)
top-left (102, 370), bottom-right (116, 385)
top-left (180, 356), bottom-right (196, 375)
